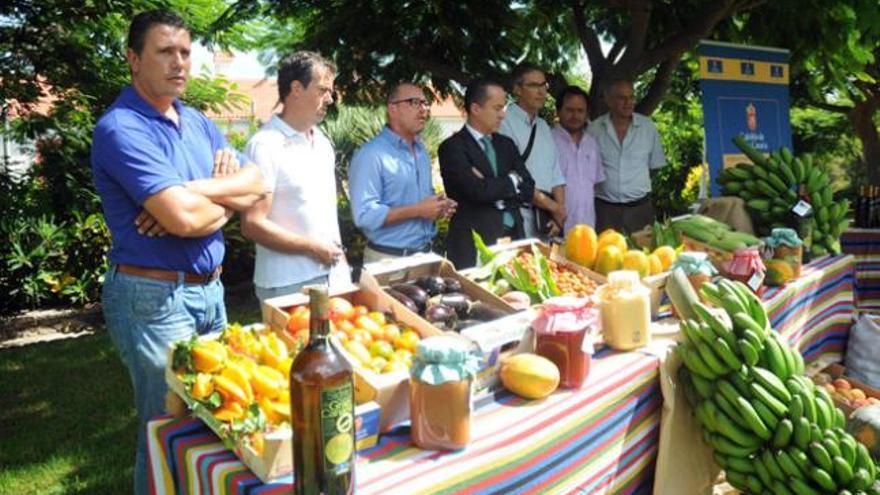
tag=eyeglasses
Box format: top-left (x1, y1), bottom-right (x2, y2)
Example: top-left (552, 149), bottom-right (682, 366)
top-left (521, 81), bottom-right (549, 90)
top-left (390, 97), bottom-right (430, 109)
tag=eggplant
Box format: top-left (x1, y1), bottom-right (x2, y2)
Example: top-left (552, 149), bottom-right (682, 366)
top-left (453, 319), bottom-right (482, 332)
top-left (424, 303), bottom-right (458, 329)
top-left (391, 283), bottom-right (429, 312)
top-left (429, 292), bottom-right (471, 319)
top-left (386, 289), bottom-right (419, 314)
top-left (441, 277), bottom-right (463, 293)
top-left (414, 275), bottom-right (446, 296)
top-left (468, 301), bottom-right (507, 322)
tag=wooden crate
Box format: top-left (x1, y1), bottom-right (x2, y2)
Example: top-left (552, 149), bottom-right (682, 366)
top-left (164, 327), bottom-right (381, 482)
top-left (485, 238), bottom-right (607, 285)
top-left (817, 363), bottom-right (880, 417)
top-left (262, 284), bottom-right (442, 431)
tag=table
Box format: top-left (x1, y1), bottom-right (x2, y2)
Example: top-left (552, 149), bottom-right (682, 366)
top-left (841, 228), bottom-right (880, 309)
top-left (762, 254), bottom-right (855, 364)
top-left (148, 348), bottom-right (661, 495)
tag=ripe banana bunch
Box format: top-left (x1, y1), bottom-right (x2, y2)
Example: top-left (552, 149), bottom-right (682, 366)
top-left (675, 279), bottom-right (879, 495)
top-left (716, 135), bottom-right (849, 258)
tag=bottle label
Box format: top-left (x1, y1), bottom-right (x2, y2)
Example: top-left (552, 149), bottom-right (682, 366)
top-left (321, 382), bottom-right (354, 474)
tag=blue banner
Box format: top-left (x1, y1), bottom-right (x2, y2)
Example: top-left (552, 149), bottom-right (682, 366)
top-left (698, 41), bottom-right (792, 196)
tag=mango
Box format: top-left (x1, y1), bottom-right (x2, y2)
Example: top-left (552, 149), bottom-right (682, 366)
top-left (622, 250), bottom-right (650, 278)
top-left (765, 259), bottom-right (795, 286)
top-left (499, 353), bottom-right (560, 399)
top-left (597, 230), bottom-right (628, 255)
top-left (652, 245), bottom-right (677, 271)
top-left (594, 245), bottom-right (624, 276)
top-left (647, 253), bottom-right (663, 276)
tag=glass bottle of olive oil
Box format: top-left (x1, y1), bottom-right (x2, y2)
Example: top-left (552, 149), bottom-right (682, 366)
top-left (290, 286), bottom-right (355, 494)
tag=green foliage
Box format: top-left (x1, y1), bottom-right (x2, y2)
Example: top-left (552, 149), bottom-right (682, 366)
top-left (651, 83), bottom-right (705, 218)
top-left (791, 107), bottom-right (862, 194)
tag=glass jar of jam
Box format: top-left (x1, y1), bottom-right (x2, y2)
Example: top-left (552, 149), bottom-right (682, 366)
top-left (724, 247), bottom-right (766, 295)
top-left (532, 297), bottom-right (595, 389)
top-left (409, 335), bottom-right (479, 451)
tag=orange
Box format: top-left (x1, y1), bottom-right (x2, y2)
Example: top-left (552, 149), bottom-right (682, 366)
top-left (564, 224), bottom-right (598, 269)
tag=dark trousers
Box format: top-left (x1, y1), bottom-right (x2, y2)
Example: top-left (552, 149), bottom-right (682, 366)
top-left (595, 197), bottom-right (654, 235)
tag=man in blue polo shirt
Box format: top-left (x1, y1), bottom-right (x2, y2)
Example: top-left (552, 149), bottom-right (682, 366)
top-left (349, 82), bottom-right (456, 263)
top-left (90, 10), bottom-right (263, 494)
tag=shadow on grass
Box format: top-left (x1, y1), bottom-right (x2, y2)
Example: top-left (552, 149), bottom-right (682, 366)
top-left (0, 333), bottom-right (137, 494)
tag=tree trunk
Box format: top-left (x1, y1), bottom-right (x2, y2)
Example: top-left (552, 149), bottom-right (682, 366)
top-left (848, 98), bottom-right (880, 185)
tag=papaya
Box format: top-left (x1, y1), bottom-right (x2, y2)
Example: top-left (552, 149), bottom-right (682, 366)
top-left (622, 250), bottom-right (650, 278)
top-left (500, 353), bottom-right (560, 399)
top-left (564, 224), bottom-right (598, 269)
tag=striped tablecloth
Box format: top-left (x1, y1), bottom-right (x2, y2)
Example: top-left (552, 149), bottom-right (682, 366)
top-left (147, 348), bottom-right (661, 495)
top-left (762, 254), bottom-right (855, 364)
top-left (841, 228), bottom-right (880, 309)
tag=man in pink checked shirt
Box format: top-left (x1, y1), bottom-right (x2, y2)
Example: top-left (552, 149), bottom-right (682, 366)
top-left (551, 85), bottom-right (605, 232)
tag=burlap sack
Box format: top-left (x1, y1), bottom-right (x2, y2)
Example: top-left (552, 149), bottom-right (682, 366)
top-left (698, 197), bottom-right (755, 234)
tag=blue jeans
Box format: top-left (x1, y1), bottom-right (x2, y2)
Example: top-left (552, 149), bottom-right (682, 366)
top-left (255, 274), bottom-right (329, 303)
top-left (102, 265), bottom-right (226, 495)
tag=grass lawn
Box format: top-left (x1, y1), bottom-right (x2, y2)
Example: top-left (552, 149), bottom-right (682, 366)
top-left (0, 298), bottom-right (263, 494)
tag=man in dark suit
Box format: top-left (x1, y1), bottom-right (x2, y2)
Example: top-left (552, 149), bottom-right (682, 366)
top-left (439, 78), bottom-right (535, 268)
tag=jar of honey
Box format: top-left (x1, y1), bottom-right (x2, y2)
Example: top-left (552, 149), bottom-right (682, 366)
top-left (597, 270), bottom-right (651, 351)
top-left (532, 297), bottom-right (595, 389)
top-left (409, 335), bottom-right (480, 450)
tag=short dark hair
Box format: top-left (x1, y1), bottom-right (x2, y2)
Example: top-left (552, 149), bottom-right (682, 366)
top-left (604, 78), bottom-right (634, 97)
top-left (386, 82), bottom-right (421, 104)
top-left (464, 78), bottom-right (503, 115)
top-left (510, 62), bottom-right (544, 88)
top-left (555, 85), bottom-right (589, 112)
top-left (128, 10), bottom-right (188, 55)
top-left (277, 51), bottom-right (336, 102)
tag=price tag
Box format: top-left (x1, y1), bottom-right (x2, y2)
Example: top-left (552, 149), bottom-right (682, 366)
top-left (791, 200), bottom-right (812, 217)
top-left (747, 271), bottom-right (764, 291)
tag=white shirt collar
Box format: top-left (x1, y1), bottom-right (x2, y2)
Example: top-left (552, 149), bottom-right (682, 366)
top-left (465, 123), bottom-right (487, 144)
top-left (269, 114), bottom-right (316, 142)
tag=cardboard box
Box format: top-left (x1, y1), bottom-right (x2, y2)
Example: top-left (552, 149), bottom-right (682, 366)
top-left (483, 238), bottom-right (607, 286)
top-left (461, 310), bottom-right (536, 394)
top-left (816, 363), bottom-right (880, 416)
top-left (164, 327), bottom-right (381, 483)
top-left (262, 284), bottom-right (442, 431)
top-left (365, 254), bottom-right (518, 324)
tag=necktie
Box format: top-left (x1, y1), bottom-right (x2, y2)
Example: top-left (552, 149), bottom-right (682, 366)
top-left (481, 135), bottom-right (514, 228)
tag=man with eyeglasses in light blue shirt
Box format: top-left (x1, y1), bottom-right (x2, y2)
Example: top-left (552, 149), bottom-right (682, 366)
top-left (350, 82), bottom-right (456, 263)
top-left (587, 78), bottom-right (666, 234)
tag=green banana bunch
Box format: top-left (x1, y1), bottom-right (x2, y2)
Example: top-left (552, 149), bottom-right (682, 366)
top-left (720, 137), bottom-right (847, 255)
top-left (671, 276), bottom-right (879, 494)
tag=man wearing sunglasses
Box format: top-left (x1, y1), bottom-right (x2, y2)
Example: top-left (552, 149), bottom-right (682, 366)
top-left (350, 82), bottom-right (456, 263)
top-left (499, 62), bottom-right (567, 238)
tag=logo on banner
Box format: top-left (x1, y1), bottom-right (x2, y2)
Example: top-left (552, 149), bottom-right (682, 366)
top-left (742, 102), bottom-right (767, 151)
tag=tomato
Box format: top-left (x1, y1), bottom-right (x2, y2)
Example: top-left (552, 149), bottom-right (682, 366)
top-left (286, 306), bottom-right (310, 332)
top-left (328, 297), bottom-right (355, 321)
top-left (352, 329), bottom-right (373, 345)
top-left (366, 311), bottom-right (387, 326)
top-left (369, 340), bottom-right (394, 360)
top-left (394, 329), bottom-right (421, 352)
top-left (355, 315), bottom-right (384, 340)
top-left (382, 323), bottom-right (402, 342)
top-left (352, 305), bottom-right (369, 317)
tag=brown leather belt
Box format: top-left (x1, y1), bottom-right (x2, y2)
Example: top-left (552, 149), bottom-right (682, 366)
top-left (116, 264), bottom-right (222, 285)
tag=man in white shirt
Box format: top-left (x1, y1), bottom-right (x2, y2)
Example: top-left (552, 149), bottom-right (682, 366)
top-left (499, 62), bottom-right (566, 237)
top-left (587, 79), bottom-right (666, 234)
top-left (242, 51), bottom-right (348, 301)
